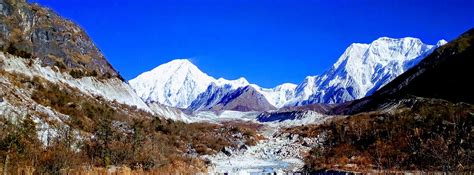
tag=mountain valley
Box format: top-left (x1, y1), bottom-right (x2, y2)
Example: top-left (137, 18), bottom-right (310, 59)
top-left (0, 0), bottom-right (472, 174)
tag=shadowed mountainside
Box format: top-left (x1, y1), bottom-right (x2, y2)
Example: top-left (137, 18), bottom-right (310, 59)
top-left (331, 28), bottom-right (474, 115)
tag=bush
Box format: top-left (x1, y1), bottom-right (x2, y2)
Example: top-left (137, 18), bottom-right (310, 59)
top-left (69, 69), bottom-right (84, 78)
top-left (4, 43), bottom-right (33, 59)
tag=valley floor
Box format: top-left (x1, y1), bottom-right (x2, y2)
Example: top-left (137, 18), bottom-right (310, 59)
top-left (204, 124), bottom-right (319, 174)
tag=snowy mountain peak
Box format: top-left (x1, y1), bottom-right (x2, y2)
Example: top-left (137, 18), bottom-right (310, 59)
top-left (333, 43), bottom-right (370, 69)
top-left (375, 36), bottom-right (421, 42)
top-left (165, 58), bottom-right (192, 64)
top-left (215, 77), bottom-right (250, 88)
top-left (437, 39), bottom-right (448, 46)
top-left (129, 59), bottom-right (215, 108)
top-left (150, 59), bottom-right (202, 75)
top-left (287, 37), bottom-right (444, 105)
top-left (284, 76), bottom-right (318, 106)
top-left (130, 59), bottom-right (253, 109)
top-left (275, 83), bottom-right (298, 90)
top-left (131, 37), bottom-right (446, 111)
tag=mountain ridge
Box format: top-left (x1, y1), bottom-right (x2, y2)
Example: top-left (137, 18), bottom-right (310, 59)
top-left (129, 59), bottom-right (252, 108)
top-left (290, 37), bottom-right (447, 105)
top-left (130, 37), bottom-right (445, 112)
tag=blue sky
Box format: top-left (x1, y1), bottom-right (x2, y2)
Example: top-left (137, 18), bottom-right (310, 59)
top-left (29, 0), bottom-right (474, 88)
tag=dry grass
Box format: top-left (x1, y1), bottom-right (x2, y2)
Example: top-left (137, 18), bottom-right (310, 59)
top-left (298, 100), bottom-right (474, 172)
top-left (0, 74), bottom-right (262, 174)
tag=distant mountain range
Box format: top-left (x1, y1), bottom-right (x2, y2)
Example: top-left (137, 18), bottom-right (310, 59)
top-left (130, 37), bottom-right (446, 112)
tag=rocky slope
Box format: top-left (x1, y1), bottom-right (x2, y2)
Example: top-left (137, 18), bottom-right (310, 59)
top-left (188, 78), bottom-right (250, 111)
top-left (0, 0), bottom-right (119, 79)
top-left (0, 0), bottom-right (156, 113)
top-left (0, 1), bottom-right (160, 155)
top-left (210, 85), bottom-right (277, 112)
top-left (0, 53), bottom-right (150, 111)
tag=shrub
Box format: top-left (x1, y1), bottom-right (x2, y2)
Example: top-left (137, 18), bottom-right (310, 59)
top-left (69, 69), bottom-right (84, 78)
top-left (301, 100), bottom-right (474, 172)
top-left (4, 43), bottom-right (33, 59)
top-left (22, 76), bottom-right (262, 173)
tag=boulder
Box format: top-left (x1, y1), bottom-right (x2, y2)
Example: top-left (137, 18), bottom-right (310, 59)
top-left (221, 147), bottom-right (233, 156)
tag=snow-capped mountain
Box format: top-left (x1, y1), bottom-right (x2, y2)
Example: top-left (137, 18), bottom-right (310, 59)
top-left (286, 37), bottom-right (447, 105)
top-left (129, 59), bottom-right (215, 108)
top-left (189, 82), bottom-right (297, 111)
top-left (188, 78), bottom-right (249, 111)
top-left (129, 58), bottom-right (292, 111)
top-left (129, 59), bottom-right (250, 108)
top-left (252, 83), bottom-right (297, 108)
top-left (130, 37), bottom-right (446, 112)
top-left (332, 29), bottom-right (474, 115)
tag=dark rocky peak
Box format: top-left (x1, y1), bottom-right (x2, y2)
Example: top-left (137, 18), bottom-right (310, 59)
top-left (0, 0), bottom-right (121, 80)
top-left (211, 85), bottom-right (277, 112)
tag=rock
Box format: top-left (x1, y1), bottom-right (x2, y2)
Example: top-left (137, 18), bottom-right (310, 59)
top-left (211, 86), bottom-right (277, 112)
top-left (66, 102), bottom-right (76, 108)
top-left (239, 144), bottom-right (248, 151)
top-left (376, 116), bottom-right (386, 121)
top-left (202, 157), bottom-right (212, 165)
top-left (232, 132), bottom-right (243, 139)
top-left (301, 140), bottom-right (310, 147)
top-left (275, 149), bottom-right (282, 154)
top-left (291, 134), bottom-right (299, 141)
top-left (0, 0), bottom-right (121, 79)
top-left (221, 147), bottom-right (233, 156)
top-left (280, 132), bottom-right (290, 138)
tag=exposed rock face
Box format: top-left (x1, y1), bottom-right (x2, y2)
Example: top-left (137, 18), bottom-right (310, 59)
top-left (211, 86), bottom-right (277, 112)
top-left (0, 0), bottom-right (120, 79)
top-left (257, 110), bottom-right (319, 122)
top-left (0, 0), bottom-right (155, 114)
top-left (188, 83), bottom-right (239, 111)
